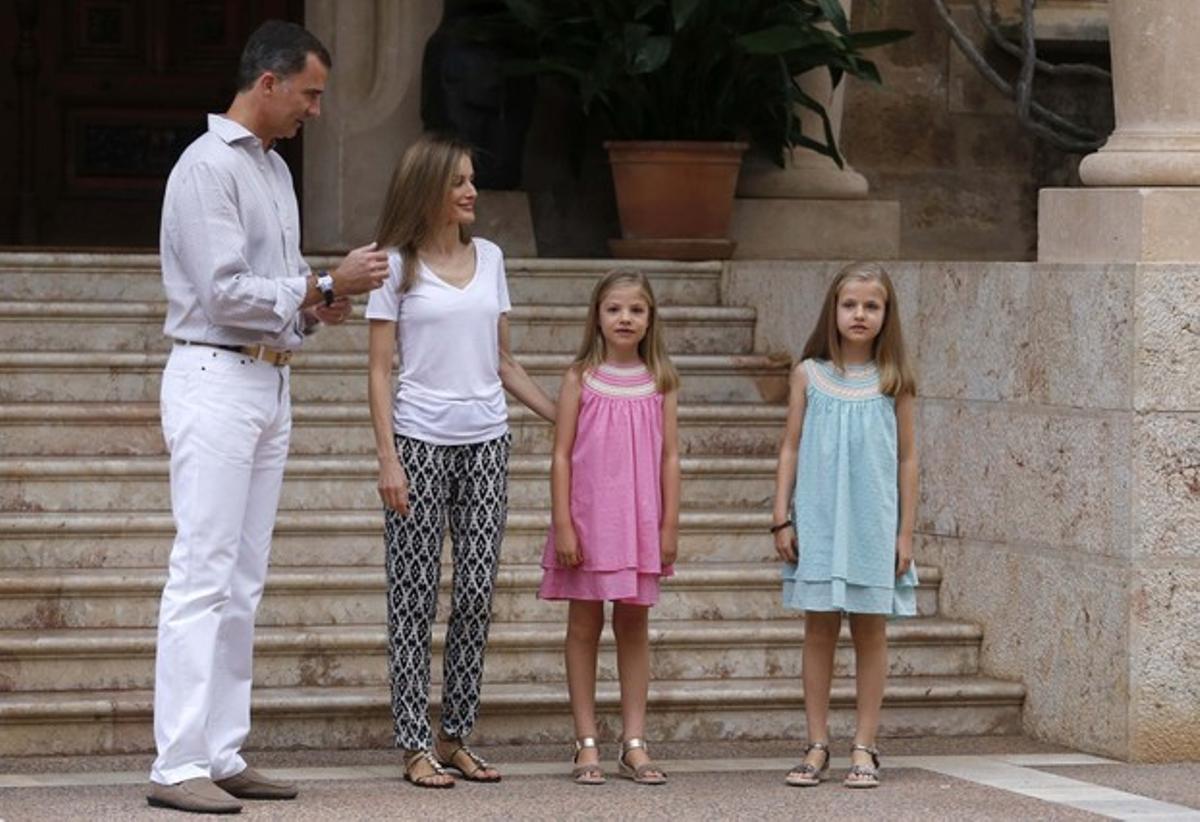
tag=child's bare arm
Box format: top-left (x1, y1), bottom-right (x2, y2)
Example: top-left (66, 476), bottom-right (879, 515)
top-left (659, 389), bottom-right (681, 566)
top-left (894, 391), bottom-right (918, 575)
top-left (772, 362), bottom-right (808, 563)
top-left (550, 367), bottom-right (583, 566)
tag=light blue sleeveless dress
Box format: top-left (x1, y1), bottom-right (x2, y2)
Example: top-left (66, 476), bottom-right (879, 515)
top-left (781, 359), bottom-right (918, 616)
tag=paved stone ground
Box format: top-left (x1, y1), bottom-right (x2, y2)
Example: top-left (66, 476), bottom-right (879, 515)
top-left (2, 738), bottom-right (1197, 821)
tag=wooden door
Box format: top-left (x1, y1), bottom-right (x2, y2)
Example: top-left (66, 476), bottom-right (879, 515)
top-left (2, 0), bottom-right (304, 248)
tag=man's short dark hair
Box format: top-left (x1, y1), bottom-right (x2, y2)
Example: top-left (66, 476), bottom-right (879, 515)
top-left (236, 20), bottom-right (331, 91)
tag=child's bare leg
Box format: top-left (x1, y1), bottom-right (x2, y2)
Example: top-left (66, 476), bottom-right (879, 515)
top-left (848, 613), bottom-right (888, 778)
top-left (566, 600), bottom-right (605, 766)
top-left (612, 601), bottom-right (660, 775)
top-left (802, 610), bottom-right (841, 768)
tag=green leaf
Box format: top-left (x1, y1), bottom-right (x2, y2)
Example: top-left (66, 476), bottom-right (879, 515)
top-left (671, 0), bottom-right (701, 29)
top-left (737, 25), bottom-right (828, 55)
top-left (816, 0), bottom-right (849, 34)
top-left (635, 0), bottom-right (663, 20)
top-left (502, 0), bottom-right (542, 29)
top-left (624, 25), bottom-right (672, 74)
top-left (844, 28), bottom-right (913, 50)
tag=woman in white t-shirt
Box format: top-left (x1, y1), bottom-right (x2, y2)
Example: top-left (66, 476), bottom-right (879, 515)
top-left (366, 134), bottom-right (556, 788)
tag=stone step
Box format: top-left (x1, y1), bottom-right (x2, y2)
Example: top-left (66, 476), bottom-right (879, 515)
top-left (0, 563), bottom-right (942, 630)
top-left (0, 302), bottom-right (755, 355)
top-left (0, 509), bottom-right (797, 569)
top-left (0, 402), bottom-right (786, 457)
top-left (0, 618), bottom-right (984, 693)
top-left (0, 676), bottom-right (1026, 756)
top-left (0, 352), bottom-right (790, 404)
top-left (0, 455), bottom-right (777, 512)
top-left (0, 253), bottom-right (723, 305)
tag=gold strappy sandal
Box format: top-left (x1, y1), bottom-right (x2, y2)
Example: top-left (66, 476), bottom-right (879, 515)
top-left (436, 737), bottom-right (501, 783)
top-left (844, 743), bottom-right (881, 788)
top-left (785, 741), bottom-right (830, 787)
top-left (572, 737), bottom-right (606, 785)
top-left (617, 738), bottom-right (667, 786)
top-left (403, 749), bottom-right (454, 789)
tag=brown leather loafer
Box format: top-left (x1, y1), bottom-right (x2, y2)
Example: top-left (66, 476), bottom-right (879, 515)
top-left (147, 777), bottom-right (243, 814)
top-left (214, 766), bottom-right (299, 800)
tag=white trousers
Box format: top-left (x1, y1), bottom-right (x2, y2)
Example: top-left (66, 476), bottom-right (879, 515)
top-left (150, 344), bottom-right (292, 785)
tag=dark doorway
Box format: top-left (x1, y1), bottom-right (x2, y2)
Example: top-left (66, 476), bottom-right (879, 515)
top-left (2, 0), bottom-right (304, 249)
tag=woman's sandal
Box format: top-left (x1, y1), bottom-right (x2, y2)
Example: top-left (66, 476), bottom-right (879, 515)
top-left (617, 738), bottom-right (667, 786)
top-left (785, 741), bottom-right (830, 787)
top-left (843, 743), bottom-right (881, 788)
top-left (403, 749), bottom-right (455, 789)
top-left (436, 736), bottom-right (501, 783)
top-left (572, 737), bottom-right (606, 785)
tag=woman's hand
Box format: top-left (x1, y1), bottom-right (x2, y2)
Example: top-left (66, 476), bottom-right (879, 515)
top-left (378, 459), bottom-right (410, 515)
top-left (775, 525), bottom-right (798, 563)
top-left (660, 523), bottom-right (679, 567)
top-left (895, 533), bottom-right (914, 577)
top-left (555, 524), bottom-right (582, 567)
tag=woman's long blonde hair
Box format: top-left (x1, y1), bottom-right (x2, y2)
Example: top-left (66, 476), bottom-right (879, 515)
top-left (801, 261), bottom-right (916, 397)
top-left (374, 133), bottom-right (474, 293)
top-left (573, 269), bottom-right (679, 393)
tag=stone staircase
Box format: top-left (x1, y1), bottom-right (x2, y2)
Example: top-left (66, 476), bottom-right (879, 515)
top-left (0, 251), bottom-right (1024, 756)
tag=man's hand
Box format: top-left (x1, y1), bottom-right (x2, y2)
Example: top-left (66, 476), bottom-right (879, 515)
top-left (311, 297), bottom-right (352, 325)
top-left (332, 242), bottom-right (389, 296)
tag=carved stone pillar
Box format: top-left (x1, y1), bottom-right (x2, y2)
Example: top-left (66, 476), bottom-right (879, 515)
top-left (302, 0), bottom-right (536, 254)
top-left (729, 0), bottom-right (900, 259)
top-left (1035, 0), bottom-right (1200, 763)
top-left (1040, 0), bottom-right (1200, 261)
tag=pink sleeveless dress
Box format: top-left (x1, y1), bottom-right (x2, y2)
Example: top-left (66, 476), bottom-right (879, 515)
top-left (538, 362), bottom-right (673, 606)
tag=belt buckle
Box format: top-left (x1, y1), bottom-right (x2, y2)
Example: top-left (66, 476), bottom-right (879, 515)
top-left (240, 344), bottom-right (291, 367)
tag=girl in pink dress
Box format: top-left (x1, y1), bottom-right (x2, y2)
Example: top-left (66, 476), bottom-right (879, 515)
top-left (538, 270), bottom-right (681, 786)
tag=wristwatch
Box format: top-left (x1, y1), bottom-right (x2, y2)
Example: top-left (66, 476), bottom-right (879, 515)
top-left (316, 270), bottom-right (335, 307)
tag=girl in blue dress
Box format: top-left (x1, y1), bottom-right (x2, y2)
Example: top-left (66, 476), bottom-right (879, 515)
top-left (771, 262), bottom-right (918, 789)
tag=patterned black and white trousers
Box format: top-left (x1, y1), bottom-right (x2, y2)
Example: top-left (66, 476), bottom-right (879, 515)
top-left (383, 432), bottom-right (511, 751)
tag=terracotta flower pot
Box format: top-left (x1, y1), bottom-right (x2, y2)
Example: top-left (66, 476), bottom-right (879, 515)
top-left (605, 140), bottom-right (748, 260)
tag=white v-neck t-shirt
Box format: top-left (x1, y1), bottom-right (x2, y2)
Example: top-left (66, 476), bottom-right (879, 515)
top-left (365, 237), bottom-right (512, 445)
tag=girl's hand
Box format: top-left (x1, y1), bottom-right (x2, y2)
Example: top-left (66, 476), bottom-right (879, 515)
top-left (660, 523), bottom-right (679, 567)
top-left (775, 525), bottom-right (798, 563)
top-left (378, 459), bottom-right (410, 515)
top-left (555, 524), bottom-right (582, 567)
top-left (895, 533), bottom-right (914, 577)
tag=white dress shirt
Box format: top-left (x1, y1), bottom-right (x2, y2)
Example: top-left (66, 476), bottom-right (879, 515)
top-left (160, 114), bottom-right (310, 349)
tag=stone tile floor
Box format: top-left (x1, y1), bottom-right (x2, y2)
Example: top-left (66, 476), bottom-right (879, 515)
top-left (1, 738), bottom-right (1197, 821)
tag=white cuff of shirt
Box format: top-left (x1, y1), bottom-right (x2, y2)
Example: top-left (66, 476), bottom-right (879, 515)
top-left (275, 275), bottom-right (309, 327)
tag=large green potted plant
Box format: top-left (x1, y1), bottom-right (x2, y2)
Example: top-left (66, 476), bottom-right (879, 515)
top-left (462, 0), bottom-right (907, 259)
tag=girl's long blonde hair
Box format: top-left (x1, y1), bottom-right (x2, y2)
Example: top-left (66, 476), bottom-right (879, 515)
top-left (573, 269), bottom-right (679, 393)
top-left (801, 261), bottom-right (916, 397)
top-left (374, 133), bottom-right (474, 293)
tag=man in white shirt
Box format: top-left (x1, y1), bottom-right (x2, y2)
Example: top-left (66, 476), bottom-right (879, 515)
top-left (148, 20), bottom-right (388, 815)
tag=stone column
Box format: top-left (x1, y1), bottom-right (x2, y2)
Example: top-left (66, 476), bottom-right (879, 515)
top-left (1035, 0), bottom-right (1200, 762)
top-left (729, 0), bottom-right (900, 259)
top-left (1039, 0), bottom-right (1200, 261)
top-left (303, 0), bottom-right (535, 254)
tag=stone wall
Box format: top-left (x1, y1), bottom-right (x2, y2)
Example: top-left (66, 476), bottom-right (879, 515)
top-left (842, 1), bottom-right (1113, 261)
top-left (723, 260), bottom-right (1199, 761)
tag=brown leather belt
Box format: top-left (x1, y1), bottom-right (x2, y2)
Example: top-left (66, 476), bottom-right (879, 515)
top-left (174, 340), bottom-right (293, 367)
